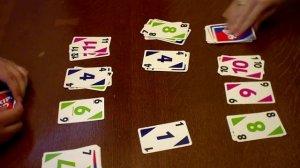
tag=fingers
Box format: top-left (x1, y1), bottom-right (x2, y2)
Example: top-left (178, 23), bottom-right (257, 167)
top-left (16, 66), bottom-right (29, 98)
top-left (223, 0), bottom-right (243, 31)
top-left (236, 1), bottom-right (269, 35)
top-left (0, 106), bottom-right (6, 111)
top-left (231, 0), bottom-right (257, 34)
top-left (0, 102), bottom-right (23, 144)
top-left (224, 0), bottom-right (257, 35)
top-left (0, 122), bottom-right (23, 144)
top-left (0, 103), bottom-right (23, 126)
top-left (223, 0), bottom-right (280, 35)
top-left (0, 58), bottom-right (28, 102)
top-left (223, 0), bottom-right (237, 19)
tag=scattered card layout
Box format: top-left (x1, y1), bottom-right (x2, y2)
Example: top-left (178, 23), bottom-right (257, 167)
top-left (205, 23), bottom-right (256, 44)
top-left (217, 55), bottom-right (265, 80)
top-left (0, 90), bottom-right (15, 110)
top-left (64, 66), bottom-right (113, 91)
top-left (42, 145), bottom-right (102, 168)
top-left (226, 110), bottom-right (286, 142)
top-left (224, 81), bottom-right (275, 104)
top-left (138, 120), bottom-right (192, 154)
top-left (141, 19), bottom-right (191, 45)
top-left (69, 36), bottom-right (111, 61)
top-left (58, 97), bottom-right (104, 124)
top-left (142, 50), bottom-right (190, 72)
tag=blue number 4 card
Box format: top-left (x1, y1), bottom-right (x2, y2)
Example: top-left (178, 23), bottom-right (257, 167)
top-left (138, 120), bottom-right (192, 154)
top-left (64, 66), bottom-right (113, 91)
top-left (142, 50), bottom-right (190, 72)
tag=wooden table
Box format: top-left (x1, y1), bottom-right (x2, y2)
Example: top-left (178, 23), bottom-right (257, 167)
top-left (1, 0), bottom-right (300, 167)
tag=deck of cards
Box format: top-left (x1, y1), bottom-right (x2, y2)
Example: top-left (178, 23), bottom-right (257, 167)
top-left (0, 90), bottom-right (15, 110)
top-left (140, 19), bottom-right (191, 45)
top-left (142, 50), bottom-right (190, 72)
top-left (69, 36), bottom-right (111, 61)
top-left (226, 110), bottom-right (286, 142)
top-left (217, 55), bottom-right (265, 80)
top-left (58, 97), bottom-right (104, 124)
top-left (0, 82), bottom-right (15, 111)
top-left (205, 24), bottom-right (256, 44)
top-left (42, 145), bottom-right (102, 168)
top-left (64, 66), bottom-right (113, 91)
top-left (138, 120), bottom-right (192, 154)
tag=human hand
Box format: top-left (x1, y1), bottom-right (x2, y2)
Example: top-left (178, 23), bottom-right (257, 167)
top-left (0, 103), bottom-right (24, 144)
top-left (223, 0), bottom-right (284, 35)
top-left (0, 57), bottom-right (28, 103)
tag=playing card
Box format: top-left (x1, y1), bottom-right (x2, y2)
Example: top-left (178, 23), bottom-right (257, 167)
top-left (64, 67), bottom-right (112, 90)
top-left (0, 90), bottom-right (15, 110)
top-left (226, 110), bottom-right (286, 142)
top-left (205, 23), bottom-right (256, 44)
top-left (42, 145), bottom-right (102, 168)
top-left (58, 97), bottom-right (104, 124)
top-left (142, 50), bottom-right (190, 72)
top-left (153, 29), bottom-right (192, 45)
top-left (69, 37), bottom-right (111, 53)
top-left (70, 51), bottom-right (110, 61)
top-left (0, 82), bottom-right (15, 110)
top-left (69, 36), bottom-right (111, 61)
top-left (141, 19), bottom-right (191, 45)
top-left (138, 120), bottom-right (192, 154)
top-left (217, 55), bottom-right (265, 80)
top-left (65, 66), bottom-right (113, 91)
top-left (224, 81), bottom-right (275, 104)
top-left (142, 21), bottom-right (188, 39)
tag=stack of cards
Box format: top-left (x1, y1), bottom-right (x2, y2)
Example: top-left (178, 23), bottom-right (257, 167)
top-left (142, 50), bottom-right (190, 72)
top-left (226, 111), bottom-right (286, 142)
top-left (138, 120), bottom-right (192, 154)
top-left (69, 36), bottom-right (111, 61)
top-left (205, 24), bottom-right (256, 44)
top-left (64, 66), bottom-right (113, 91)
top-left (58, 97), bottom-right (104, 124)
top-left (217, 55), bottom-right (265, 80)
top-left (0, 82), bottom-right (15, 110)
top-left (0, 90), bottom-right (15, 110)
top-left (140, 19), bottom-right (191, 45)
top-left (224, 81), bottom-right (275, 104)
top-left (42, 145), bottom-right (102, 168)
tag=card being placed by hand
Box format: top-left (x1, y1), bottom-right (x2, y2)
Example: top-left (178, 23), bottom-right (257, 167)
top-left (58, 97), bottom-right (104, 124)
top-left (226, 110), bottom-right (286, 142)
top-left (224, 81), bottom-right (275, 104)
top-left (138, 120), bottom-right (192, 154)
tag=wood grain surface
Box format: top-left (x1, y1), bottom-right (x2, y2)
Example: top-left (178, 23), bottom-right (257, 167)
top-left (0, 0), bottom-right (300, 167)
